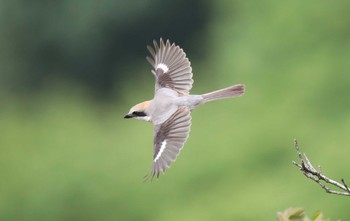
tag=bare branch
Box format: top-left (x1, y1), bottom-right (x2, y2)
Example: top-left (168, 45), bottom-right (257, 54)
top-left (292, 139), bottom-right (350, 196)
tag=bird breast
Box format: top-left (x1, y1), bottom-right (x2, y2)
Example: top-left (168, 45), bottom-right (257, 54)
top-left (150, 88), bottom-right (179, 125)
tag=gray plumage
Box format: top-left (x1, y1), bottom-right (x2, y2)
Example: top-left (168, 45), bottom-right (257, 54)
top-left (126, 38), bottom-right (245, 180)
top-left (147, 39), bottom-right (193, 95)
top-left (148, 107), bottom-right (191, 179)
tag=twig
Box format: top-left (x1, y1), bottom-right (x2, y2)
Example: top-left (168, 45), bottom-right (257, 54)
top-left (292, 139), bottom-right (350, 196)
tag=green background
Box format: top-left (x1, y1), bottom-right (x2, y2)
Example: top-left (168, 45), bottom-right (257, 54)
top-left (1, 1), bottom-right (350, 220)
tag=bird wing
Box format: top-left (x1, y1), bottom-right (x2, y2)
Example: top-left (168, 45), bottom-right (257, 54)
top-left (145, 106), bottom-right (191, 180)
top-left (146, 38), bottom-right (193, 95)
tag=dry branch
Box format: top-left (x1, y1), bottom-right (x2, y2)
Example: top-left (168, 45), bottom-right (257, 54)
top-left (292, 139), bottom-right (350, 196)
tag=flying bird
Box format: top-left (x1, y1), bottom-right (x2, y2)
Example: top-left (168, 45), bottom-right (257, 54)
top-left (124, 39), bottom-right (245, 179)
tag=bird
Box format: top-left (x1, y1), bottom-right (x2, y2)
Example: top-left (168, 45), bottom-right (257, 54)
top-left (124, 38), bottom-right (245, 179)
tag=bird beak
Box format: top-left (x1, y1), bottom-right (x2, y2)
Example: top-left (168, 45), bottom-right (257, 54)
top-left (124, 113), bottom-right (134, 119)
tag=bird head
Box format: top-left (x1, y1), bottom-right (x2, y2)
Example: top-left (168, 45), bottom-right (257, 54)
top-left (124, 100), bottom-right (152, 121)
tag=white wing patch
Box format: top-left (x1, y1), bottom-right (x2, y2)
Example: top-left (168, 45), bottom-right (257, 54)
top-left (154, 140), bottom-right (167, 162)
top-left (156, 63), bottom-right (169, 73)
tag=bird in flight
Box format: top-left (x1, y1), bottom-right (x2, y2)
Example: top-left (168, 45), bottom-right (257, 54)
top-left (124, 39), bottom-right (245, 180)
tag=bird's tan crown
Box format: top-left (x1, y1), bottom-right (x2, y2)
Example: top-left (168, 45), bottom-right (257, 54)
top-left (130, 100), bottom-right (151, 113)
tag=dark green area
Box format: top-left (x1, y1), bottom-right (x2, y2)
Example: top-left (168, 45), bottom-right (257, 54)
top-left (1, 1), bottom-right (350, 220)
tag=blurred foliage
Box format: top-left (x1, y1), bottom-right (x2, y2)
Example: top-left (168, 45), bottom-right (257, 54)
top-left (1, 0), bottom-right (350, 221)
top-left (277, 208), bottom-right (306, 221)
top-left (277, 207), bottom-right (334, 221)
top-left (0, 0), bottom-right (211, 98)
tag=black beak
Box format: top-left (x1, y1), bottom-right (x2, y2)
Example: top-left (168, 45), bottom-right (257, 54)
top-left (124, 114), bottom-right (134, 119)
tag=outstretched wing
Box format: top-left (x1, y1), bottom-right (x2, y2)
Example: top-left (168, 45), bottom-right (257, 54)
top-left (146, 38), bottom-right (193, 95)
top-left (145, 107), bottom-right (192, 180)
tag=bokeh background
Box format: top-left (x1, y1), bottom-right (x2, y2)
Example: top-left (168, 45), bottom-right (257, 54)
top-left (1, 0), bottom-right (350, 220)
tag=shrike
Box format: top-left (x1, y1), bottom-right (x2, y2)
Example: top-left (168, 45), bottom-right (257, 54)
top-left (124, 39), bottom-right (245, 179)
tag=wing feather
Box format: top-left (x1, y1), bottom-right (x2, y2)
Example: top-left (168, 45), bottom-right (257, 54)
top-left (147, 38), bottom-right (193, 95)
top-left (144, 107), bottom-right (191, 180)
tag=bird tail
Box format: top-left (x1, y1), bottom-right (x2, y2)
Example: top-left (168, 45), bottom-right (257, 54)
top-left (202, 84), bottom-right (245, 103)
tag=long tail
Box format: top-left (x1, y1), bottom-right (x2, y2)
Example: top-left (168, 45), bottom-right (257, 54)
top-left (202, 84), bottom-right (245, 103)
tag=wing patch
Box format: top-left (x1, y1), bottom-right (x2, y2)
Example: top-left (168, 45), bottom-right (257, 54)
top-left (154, 140), bottom-right (167, 162)
top-left (156, 63), bottom-right (169, 73)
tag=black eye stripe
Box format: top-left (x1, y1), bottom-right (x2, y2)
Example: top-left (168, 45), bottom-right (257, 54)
top-left (132, 111), bottom-right (147, 117)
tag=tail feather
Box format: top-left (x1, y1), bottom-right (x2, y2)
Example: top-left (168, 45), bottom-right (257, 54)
top-left (202, 84), bottom-right (245, 103)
